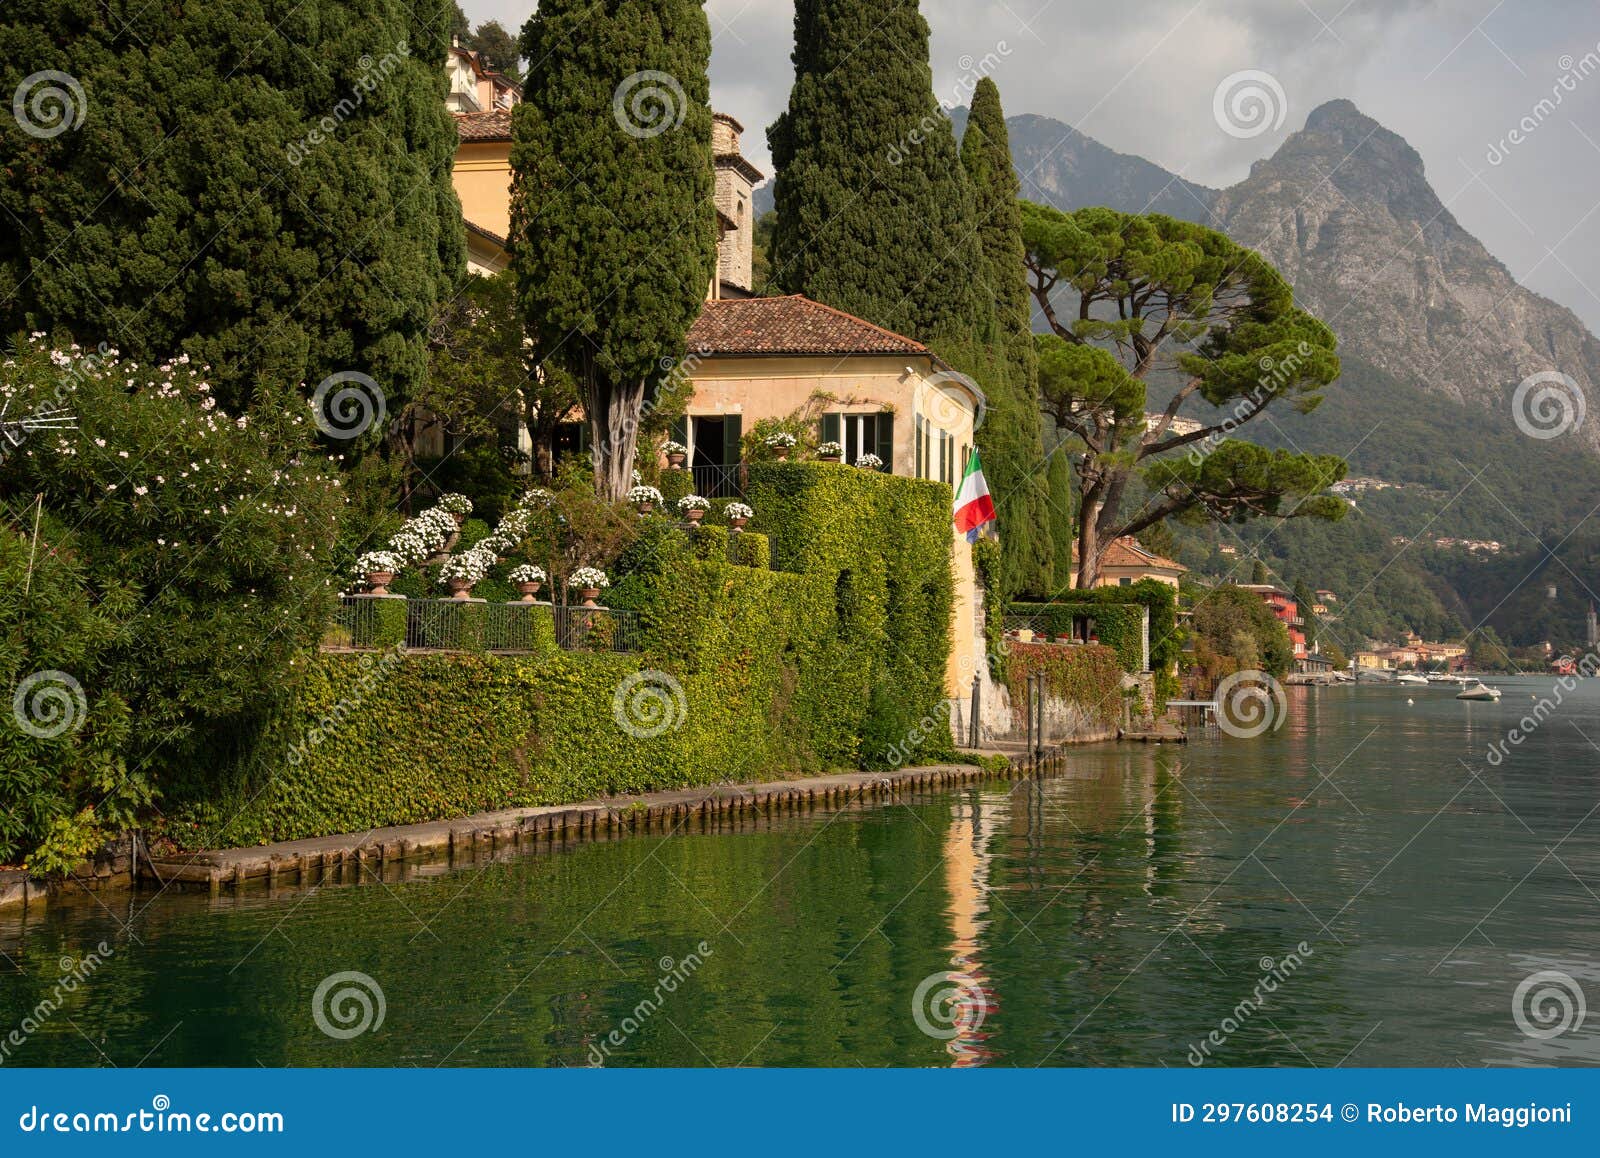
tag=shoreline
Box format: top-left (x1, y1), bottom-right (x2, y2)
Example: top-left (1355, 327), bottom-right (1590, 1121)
top-left (4, 751), bottom-right (1095, 913)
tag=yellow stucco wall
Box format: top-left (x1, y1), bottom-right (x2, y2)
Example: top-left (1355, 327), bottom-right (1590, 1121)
top-left (686, 354), bottom-right (981, 700)
top-left (453, 140), bottom-right (513, 243)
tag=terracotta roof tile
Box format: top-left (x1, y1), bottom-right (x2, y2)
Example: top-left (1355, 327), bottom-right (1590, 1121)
top-left (687, 296), bottom-right (928, 357)
top-left (455, 109), bottom-right (513, 142)
top-left (1071, 536), bottom-right (1188, 573)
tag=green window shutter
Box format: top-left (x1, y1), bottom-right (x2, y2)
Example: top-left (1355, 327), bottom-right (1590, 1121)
top-left (671, 416), bottom-right (688, 445)
top-left (820, 412), bottom-right (840, 446)
top-left (723, 414), bottom-right (742, 465)
top-left (578, 421), bottom-right (591, 453)
top-left (875, 413), bottom-right (894, 472)
top-left (913, 415), bottom-right (923, 477)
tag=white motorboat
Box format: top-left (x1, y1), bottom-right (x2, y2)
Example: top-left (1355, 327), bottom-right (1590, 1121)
top-left (1395, 673), bottom-right (1429, 686)
top-left (1456, 679), bottom-right (1502, 702)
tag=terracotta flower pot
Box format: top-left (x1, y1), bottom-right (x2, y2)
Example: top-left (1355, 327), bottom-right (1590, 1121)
top-left (365, 571), bottom-right (395, 596)
top-left (773, 447), bottom-right (790, 461)
top-left (820, 453), bottom-right (841, 463)
top-left (448, 578), bottom-right (474, 599)
top-left (667, 452), bottom-right (686, 468)
top-left (579, 586), bottom-right (601, 608)
top-left (685, 508), bottom-right (705, 524)
top-left (1056, 635), bottom-right (1072, 644)
top-left (517, 581), bottom-right (543, 602)
top-left (730, 516), bottom-right (749, 530)
top-left (635, 501), bottom-right (655, 516)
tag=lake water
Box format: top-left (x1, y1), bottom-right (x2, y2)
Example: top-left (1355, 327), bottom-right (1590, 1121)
top-left (4, 677), bottom-right (1600, 1067)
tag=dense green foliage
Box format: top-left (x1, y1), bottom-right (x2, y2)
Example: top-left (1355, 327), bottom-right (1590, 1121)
top-left (958, 79), bottom-right (1054, 597)
top-left (768, 0), bottom-right (985, 343)
top-left (1022, 203), bottom-right (1346, 586)
top-left (1001, 643), bottom-right (1126, 732)
top-left (190, 464), bottom-right (957, 844)
top-left (1011, 579), bottom-right (1181, 700)
top-left (510, 0), bottom-right (717, 498)
top-left (1188, 584), bottom-right (1294, 678)
top-left (0, 340), bottom-right (343, 863)
top-left (0, 0), bottom-right (465, 415)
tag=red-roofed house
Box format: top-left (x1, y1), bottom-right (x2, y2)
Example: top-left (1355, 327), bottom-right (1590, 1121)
top-left (1067, 537), bottom-right (1188, 590)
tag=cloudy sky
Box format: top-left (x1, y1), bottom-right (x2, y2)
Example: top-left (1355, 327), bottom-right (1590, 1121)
top-left (462, 0), bottom-right (1600, 332)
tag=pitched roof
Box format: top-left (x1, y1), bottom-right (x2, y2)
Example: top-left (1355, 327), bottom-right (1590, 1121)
top-left (455, 109), bottom-right (513, 142)
top-left (686, 295), bottom-right (930, 357)
top-left (1072, 536), bottom-right (1188, 574)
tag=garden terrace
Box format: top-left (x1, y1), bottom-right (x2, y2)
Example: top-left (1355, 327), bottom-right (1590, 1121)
top-left (328, 597), bottom-right (641, 654)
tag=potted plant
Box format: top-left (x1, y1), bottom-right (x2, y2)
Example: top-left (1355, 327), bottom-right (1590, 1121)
top-left (765, 431), bottom-right (798, 461)
top-left (438, 492), bottom-right (473, 528)
top-left (856, 452), bottom-right (884, 471)
top-left (628, 484), bottom-right (663, 516)
top-left (677, 493), bottom-right (710, 524)
top-left (389, 506), bottom-right (459, 565)
top-left (662, 440), bottom-right (688, 469)
top-left (725, 501), bottom-right (754, 530)
top-left (438, 546), bottom-right (494, 599)
top-left (568, 566), bottom-right (609, 608)
top-left (508, 563), bottom-right (547, 602)
top-left (354, 550), bottom-right (405, 596)
top-left (817, 440), bottom-right (843, 463)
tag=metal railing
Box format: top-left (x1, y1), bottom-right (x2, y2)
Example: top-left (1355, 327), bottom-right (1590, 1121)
top-left (692, 463), bottom-right (743, 499)
top-left (327, 597), bottom-right (641, 654)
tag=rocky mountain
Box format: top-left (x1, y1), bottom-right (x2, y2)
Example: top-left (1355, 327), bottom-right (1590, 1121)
top-left (1006, 98), bottom-right (1600, 456)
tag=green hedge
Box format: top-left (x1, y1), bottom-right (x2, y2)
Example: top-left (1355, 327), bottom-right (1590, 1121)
top-left (1012, 580), bottom-right (1180, 705)
top-left (1010, 601), bottom-right (1147, 672)
top-left (193, 464), bottom-right (956, 845)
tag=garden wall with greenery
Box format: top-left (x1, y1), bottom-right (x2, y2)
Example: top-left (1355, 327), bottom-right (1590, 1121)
top-left (1010, 580), bottom-right (1181, 702)
top-left (191, 463), bottom-right (956, 846)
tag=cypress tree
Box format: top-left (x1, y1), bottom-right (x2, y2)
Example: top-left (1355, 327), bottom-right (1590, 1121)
top-left (510, 0), bottom-right (717, 501)
top-left (960, 77), bottom-right (1055, 596)
top-left (0, 0), bottom-right (465, 417)
top-left (768, 0), bottom-right (985, 343)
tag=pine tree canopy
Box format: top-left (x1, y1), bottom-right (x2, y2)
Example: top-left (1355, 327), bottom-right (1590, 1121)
top-left (0, 0), bottom-right (465, 418)
top-left (510, 0), bottom-right (717, 500)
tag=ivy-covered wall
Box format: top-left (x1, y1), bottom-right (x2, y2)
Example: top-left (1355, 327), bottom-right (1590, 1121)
top-left (191, 464), bottom-right (956, 845)
top-left (1011, 580), bottom-right (1181, 702)
top-left (1002, 642), bottom-right (1127, 733)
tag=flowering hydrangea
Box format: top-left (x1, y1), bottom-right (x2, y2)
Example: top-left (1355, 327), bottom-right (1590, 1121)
top-left (628, 485), bottom-right (663, 505)
top-left (438, 546), bottom-right (496, 586)
top-left (856, 453), bottom-right (884, 470)
top-left (725, 502), bottom-right (754, 520)
top-left (662, 440), bottom-right (688, 456)
top-left (817, 441), bottom-right (843, 457)
top-left (765, 431), bottom-right (798, 448)
top-left (437, 492), bottom-right (473, 516)
top-left (354, 550), bottom-right (405, 576)
top-left (677, 494), bottom-right (710, 512)
top-left (508, 564), bottom-right (547, 584)
top-left (568, 566), bottom-right (609, 589)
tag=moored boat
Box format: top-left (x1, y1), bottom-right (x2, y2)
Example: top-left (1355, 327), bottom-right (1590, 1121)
top-left (1456, 679), bottom-right (1502, 701)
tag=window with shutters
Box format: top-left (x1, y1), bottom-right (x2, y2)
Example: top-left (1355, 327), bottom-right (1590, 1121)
top-left (843, 413), bottom-right (890, 470)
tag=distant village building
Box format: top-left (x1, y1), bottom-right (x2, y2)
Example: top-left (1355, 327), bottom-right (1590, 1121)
top-left (1237, 584), bottom-right (1308, 663)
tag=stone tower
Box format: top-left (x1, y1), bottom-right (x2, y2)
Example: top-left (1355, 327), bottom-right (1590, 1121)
top-left (712, 113), bottom-right (764, 296)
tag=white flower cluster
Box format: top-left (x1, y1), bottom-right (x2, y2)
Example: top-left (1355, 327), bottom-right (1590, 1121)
top-left (508, 564), bottom-right (547, 584)
top-left (856, 453), bottom-right (884, 470)
top-left (521, 487), bottom-right (554, 507)
top-left (677, 493), bottom-right (710, 512)
top-left (817, 441), bottom-right (842, 457)
top-left (765, 431), bottom-right (798, 448)
top-left (439, 545), bottom-right (496, 586)
top-left (628, 485), bottom-right (663, 505)
top-left (662, 440), bottom-right (688, 455)
top-left (354, 550), bottom-right (405, 576)
top-left (725, 502), bottom-right (754, 520)
top-left (437, 492), bottom-right (473, 516)
top-left (479, 505), bottom-right (535, 556)
top-left (568, 566), bottom-right (609, 589)
top-left (388, 506), bottom-right (457, 564)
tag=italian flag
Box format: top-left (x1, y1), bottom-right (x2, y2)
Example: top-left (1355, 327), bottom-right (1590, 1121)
top-left (953, 449), bottom-right (996, 543)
